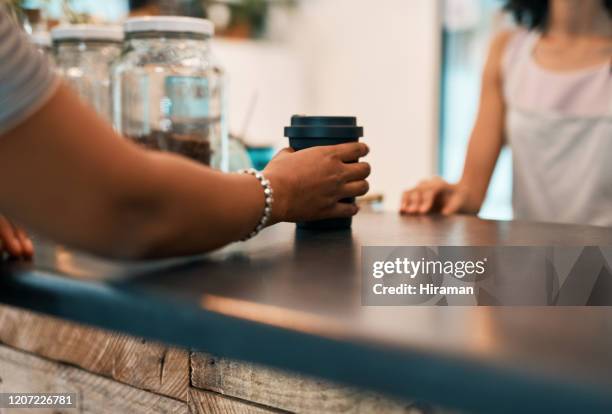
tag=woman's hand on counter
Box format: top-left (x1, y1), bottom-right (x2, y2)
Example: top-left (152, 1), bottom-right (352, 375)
top-left (400, 177), bottom-right (473, 216)
top-left (400, 31), bottom-right (509, 218)
top-left (264, 143), bottom-right (370, 224)
top-left (0, 215), bottom-right (33, 260)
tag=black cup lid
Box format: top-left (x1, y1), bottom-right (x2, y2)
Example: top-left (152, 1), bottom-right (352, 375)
top-left (284, 115), bottom-right (363, 139)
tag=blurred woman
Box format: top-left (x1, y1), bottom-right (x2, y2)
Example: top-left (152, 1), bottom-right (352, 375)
top-left (0, 9), bottom-right (370, 259)
top-left (401, 0), bottom-right (612, 226)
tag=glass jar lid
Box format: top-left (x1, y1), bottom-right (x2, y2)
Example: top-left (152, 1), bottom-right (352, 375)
top-left (51, 24), bottom-right (124, 42)
top-left (30, 31), bottom-right (51, 47)
top-left (124, 16), bottom-right (214, 37)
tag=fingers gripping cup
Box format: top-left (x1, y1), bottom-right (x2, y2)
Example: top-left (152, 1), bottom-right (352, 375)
top-left (284, 115), bottom-right (364, 230)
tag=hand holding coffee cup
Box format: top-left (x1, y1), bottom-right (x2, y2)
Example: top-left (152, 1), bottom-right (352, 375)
top-left (275, 115), bottom-right (368, 230)
top-left (263, 140), bottom-right (370, 227)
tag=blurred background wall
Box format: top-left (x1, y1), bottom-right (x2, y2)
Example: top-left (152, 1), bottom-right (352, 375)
top-left (292, 0), bottom-right (441, 211)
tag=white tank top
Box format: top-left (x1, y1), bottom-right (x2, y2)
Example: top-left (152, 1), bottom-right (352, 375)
top-left (503, 30), bottom-right (612, 226)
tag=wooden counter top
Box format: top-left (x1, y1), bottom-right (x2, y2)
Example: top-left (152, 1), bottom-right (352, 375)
top-left (1, 213), bottom-right (612, 413)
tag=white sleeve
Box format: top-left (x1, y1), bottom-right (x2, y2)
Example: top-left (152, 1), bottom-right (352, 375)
top-left (0, 8), bottom-right (59, 135)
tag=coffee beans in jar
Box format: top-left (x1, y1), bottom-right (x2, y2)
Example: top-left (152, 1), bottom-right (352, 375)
top-left (112, 16), bottom-right (227, 168)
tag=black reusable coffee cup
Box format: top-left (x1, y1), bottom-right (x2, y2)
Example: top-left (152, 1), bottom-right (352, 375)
top-left (284, 115), bottom-right (364, 230)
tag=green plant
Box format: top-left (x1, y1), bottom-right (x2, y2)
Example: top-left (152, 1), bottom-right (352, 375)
top-left (2, 0), bottom-right (90, 24)
top-left (233, 0), bottom-right (267, 35)
top-left (60, 0), bottom-right (91, 24)
top-left (220, 0), bottom-right (296, 38)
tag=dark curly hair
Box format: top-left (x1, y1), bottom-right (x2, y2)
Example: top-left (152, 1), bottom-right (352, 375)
top-left (503, 0), bottom-right (612, 30)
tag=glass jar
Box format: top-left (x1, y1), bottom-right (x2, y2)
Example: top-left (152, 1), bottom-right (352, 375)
top-left (112, 16), bottom-right (228, 170)
top-left (51, 25), bottom-right (123, 123)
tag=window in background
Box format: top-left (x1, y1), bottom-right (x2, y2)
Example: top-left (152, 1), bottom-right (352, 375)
top-left (22, 0), bottom-right (128, 22)
top-left (440, 0), bottom-right (512, 220)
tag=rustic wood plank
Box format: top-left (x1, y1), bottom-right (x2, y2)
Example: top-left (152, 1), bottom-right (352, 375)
top-left (188, 388), bottom-right (280, 414)
top-left (190, 352), bottom-right (421, 414)
top-left (0, 305), bottom-right (189, 401)
top-left (0, 344), bottom-right (187, 414)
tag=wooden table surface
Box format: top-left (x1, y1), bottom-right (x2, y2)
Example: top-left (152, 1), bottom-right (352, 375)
top-left (1, 212), bottom-right (612, 414)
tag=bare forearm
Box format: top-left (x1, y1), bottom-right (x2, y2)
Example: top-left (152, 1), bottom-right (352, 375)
top-left (455, 33), bottom-right (510, 214)
top-left (0, 84), bottom-right (265, 259)
top-left (125, 152), bottom-right (266, 258)
top-left (22, 157), bottom-right (265, 259)
top-left (457, 138), bottom-right (502, 214)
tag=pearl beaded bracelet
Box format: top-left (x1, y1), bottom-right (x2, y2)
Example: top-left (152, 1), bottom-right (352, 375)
top-left (239, 168), bottom-right (274, 241)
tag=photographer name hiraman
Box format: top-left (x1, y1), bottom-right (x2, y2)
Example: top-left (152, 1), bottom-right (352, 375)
top-left (370, 257), bottom-right (485, 296)
top-left (373, 283), bottom-right (474, 296)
